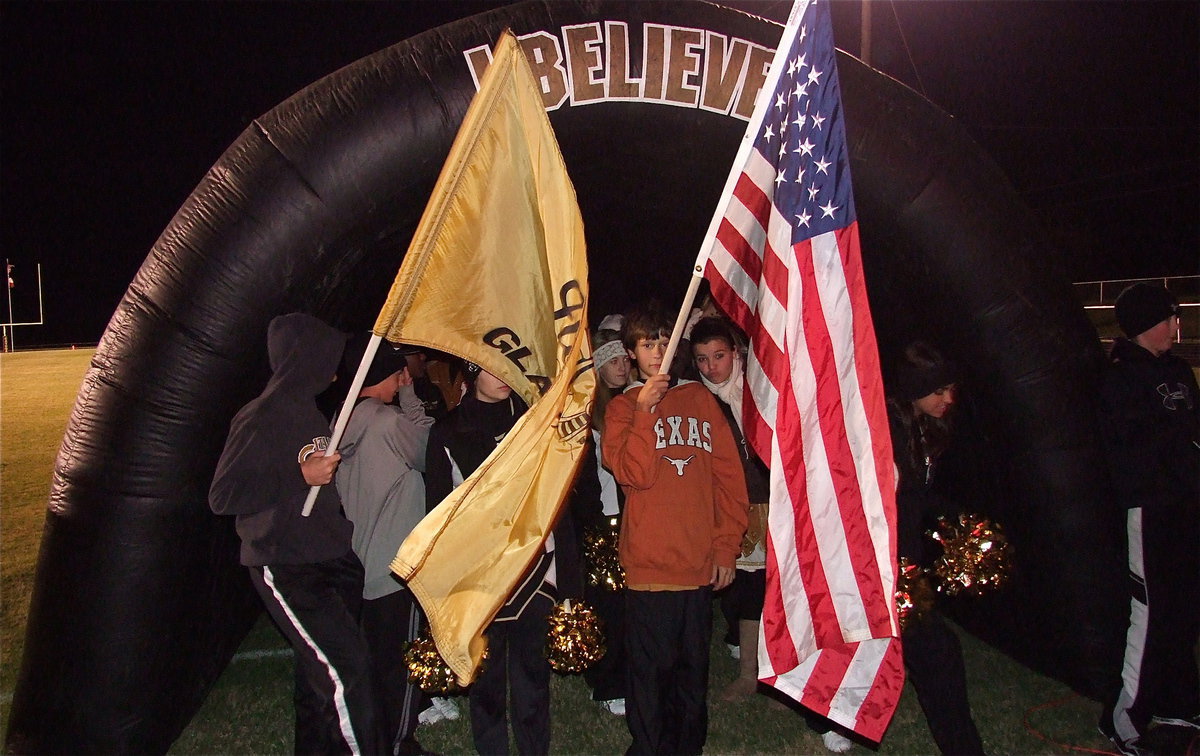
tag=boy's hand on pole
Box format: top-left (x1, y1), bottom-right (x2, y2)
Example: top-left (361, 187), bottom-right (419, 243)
top-left (301, 451), bottom-right (341, 486)
top-left (636, 373), bottom-right (670, 413)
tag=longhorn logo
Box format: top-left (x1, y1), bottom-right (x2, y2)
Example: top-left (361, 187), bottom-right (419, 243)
top-left (663, 454), bottom-right (695, 476)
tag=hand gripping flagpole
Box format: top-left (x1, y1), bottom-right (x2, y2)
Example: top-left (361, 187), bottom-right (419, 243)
top-left (300, 332), bottom-right (383, 516)
top-left (659, 0), bottom-right (808, 375)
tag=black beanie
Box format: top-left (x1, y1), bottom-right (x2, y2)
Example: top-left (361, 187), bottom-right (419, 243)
top-left (1115, 283), bottom-right (1178, 338)
top-left (341, 332), bottom-right (411, 387)
top-left (896, 359), bottom-right (959, 402)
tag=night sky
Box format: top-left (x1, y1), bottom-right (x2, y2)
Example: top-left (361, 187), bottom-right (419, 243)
top-left (2, 1), bottom-right (1196, 347)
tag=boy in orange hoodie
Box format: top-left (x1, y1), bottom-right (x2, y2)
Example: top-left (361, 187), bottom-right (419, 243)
top-left (601, 303), bottom-right (749, 755)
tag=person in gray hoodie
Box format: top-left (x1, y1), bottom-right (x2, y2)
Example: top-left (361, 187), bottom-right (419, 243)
top-left (210, 312), bottom-right (382, 755)
top-left (335, 334), bottom-right (436, 756)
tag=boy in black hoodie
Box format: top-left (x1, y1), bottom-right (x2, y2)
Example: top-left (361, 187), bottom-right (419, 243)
top-left (210, 313), bottom-right (382, 755)
top-left (1098, 283), bottom-right (1200, 756)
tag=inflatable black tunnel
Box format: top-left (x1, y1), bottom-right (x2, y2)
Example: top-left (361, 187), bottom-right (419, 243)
top-left (7, 1), bottom-right (1125, 752)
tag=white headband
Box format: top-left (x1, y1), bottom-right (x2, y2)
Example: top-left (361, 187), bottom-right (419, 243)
top-left (593, 340), bottom-right (626, 369)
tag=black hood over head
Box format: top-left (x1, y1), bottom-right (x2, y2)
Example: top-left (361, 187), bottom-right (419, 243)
top-left (265, 313), bottom-right (347, 399)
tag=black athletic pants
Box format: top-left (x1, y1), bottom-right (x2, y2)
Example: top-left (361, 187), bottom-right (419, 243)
top-left (625, 588), bottom-right (712, 756)
top-left (250, 552), bottom-right (384, 755)
top-left (1108, 504), bottom-right (1200, 743)
top-left (903, 611), bottom-right (984, 755)
top-left (583, 582), bottom-right (627, 702)
top-left (469, 592), bottom-right (554, 756)
top-left (361, 589), bottom-right (429, 755)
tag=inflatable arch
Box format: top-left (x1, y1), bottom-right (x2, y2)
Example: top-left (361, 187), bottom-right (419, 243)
top-left (7, 1), bottom-right (1125, 751)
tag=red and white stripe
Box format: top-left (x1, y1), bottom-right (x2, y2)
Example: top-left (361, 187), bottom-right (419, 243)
top-left (704, 146), bottom-right (904, 741)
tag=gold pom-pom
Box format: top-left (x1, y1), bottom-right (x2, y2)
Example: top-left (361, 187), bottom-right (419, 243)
top-left (894, 557), bottom-right (935, 630)
top-left (583, 516), bottom-right (626, 591)
top-left (546, 599), bottom-right (606, 673)
top-left (404, 630), bottom-right (487, 693)
top-left (928, 513), bottom-right (1013, 597)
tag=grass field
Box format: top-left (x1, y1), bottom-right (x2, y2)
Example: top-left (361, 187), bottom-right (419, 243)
top-left (0, 348), bottom-right (1153, 754)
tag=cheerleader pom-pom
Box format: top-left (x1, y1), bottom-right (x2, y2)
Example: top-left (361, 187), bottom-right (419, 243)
top-left (928, 512), bottom-right (1013, 597)
top-left (546, 599), bottom-right (606, 673)
top-left (894, 557), bottom-right (935, 630)
top-left (583, 516), bottom-right (626, 591)
top-left (404, 631), bottom-right (485, 694)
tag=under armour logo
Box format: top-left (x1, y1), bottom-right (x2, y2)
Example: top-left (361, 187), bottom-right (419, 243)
top-left (663, 454), bottom-right (695, 476)
top-left (1158, 382), bottom-right (1192, 411)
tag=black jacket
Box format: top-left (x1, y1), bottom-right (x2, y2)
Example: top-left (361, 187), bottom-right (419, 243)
top-left (424, 394), bottom-right (527, 509)
top-left (209, 313), bottom-right (352, 566)
top-left (715, 399), bottom-right (770, 504)
top-left (888, 403), bottom-right (947, 566)
top-left (1101, 338), bottom-right (1200, 509)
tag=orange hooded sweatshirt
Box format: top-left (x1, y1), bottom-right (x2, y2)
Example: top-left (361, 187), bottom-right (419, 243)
top-left (602, 380), bottom-right (750, 587)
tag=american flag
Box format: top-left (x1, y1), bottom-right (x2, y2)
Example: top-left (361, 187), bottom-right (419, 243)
top-left (698, 0), bottom-right (904, 742)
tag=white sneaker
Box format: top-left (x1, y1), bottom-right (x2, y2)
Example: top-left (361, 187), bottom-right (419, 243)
top-left (432, 696), bottom-right (460, 721)
top-left (822, 731), bottom-right (853, 753)
top-left (599, 698), bottom-right (626, 716)
top-left (1151, 714), bottom-right (1200, 730)
top-left (417, 704), bottom-right (447, 726)
top-left (418, 696), bottom-right (461, 724)
top-left (727, 643), bottom-right (740, 660)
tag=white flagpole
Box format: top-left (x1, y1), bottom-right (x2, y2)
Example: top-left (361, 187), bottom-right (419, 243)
top-left (660, 0), bottom-right (809, 374)
top-left (301, 332), bottom-right (383, 516)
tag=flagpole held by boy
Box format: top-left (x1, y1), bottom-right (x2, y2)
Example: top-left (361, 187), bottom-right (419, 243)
top-left (665, 0), bottom-right (904, 742)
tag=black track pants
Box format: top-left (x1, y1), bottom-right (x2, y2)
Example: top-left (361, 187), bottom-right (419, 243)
top-left (251, 552), bottom-right (384, 755)
top-left (624, 588), bottom-right (712, 756)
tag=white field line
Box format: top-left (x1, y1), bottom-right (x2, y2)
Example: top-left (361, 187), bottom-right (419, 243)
top-left (232, 648), bottom-right (292, 661)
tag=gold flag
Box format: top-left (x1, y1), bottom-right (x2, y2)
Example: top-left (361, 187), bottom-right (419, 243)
top-left (382, 31), bottom-right (595, 684)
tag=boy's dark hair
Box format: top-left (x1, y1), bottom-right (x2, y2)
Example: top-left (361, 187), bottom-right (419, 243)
top-left (689, 316), bottom-right (739, 350)
top-left (621, 302), bottom-right (673, 351)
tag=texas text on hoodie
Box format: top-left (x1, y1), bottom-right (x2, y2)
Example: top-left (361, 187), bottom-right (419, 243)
top-left (209, 313), bottom-right (353, 566)
top-left (602, 379), bottom-right (749, 587)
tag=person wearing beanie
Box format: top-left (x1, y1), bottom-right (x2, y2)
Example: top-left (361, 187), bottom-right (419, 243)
top-left (334, 333), bottom-right (438, 756)
top-left (1099, 283), bottom-right (1199, 756)
top-left (1114, 282), bottom-right (1181, 345)
top-left (883, 341), bottom-right (986, 756)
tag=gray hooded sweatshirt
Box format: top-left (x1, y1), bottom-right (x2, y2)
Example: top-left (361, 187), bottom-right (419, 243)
top-left (335, 385), bottom-right (434, 599)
